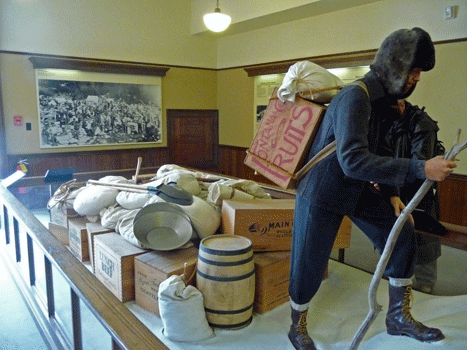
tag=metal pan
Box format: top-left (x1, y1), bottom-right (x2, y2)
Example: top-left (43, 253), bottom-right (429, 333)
top-left (133, 210), bottom-right (192, 251)
top-left (134, 202), bottom-right (197, 240)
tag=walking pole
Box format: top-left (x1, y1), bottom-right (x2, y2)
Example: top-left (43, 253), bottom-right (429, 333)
top-left (349, 129), bottom-right (467, 350)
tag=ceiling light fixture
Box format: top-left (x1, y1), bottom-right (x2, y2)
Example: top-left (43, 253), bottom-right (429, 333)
top-left (203, 0), bottom-right (231, 33)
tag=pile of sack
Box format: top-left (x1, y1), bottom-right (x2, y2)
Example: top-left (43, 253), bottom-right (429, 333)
top-left (48, 164), bottom-right (271, 249)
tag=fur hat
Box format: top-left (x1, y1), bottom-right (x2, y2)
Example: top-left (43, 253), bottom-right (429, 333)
top-left (370, 27), bottom-right (435, 96)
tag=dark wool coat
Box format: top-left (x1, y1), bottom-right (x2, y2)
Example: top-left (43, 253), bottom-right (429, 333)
top-left (296, 70), bottom-right (426, 216)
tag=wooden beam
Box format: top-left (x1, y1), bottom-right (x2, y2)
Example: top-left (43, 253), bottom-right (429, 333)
top-left (244, 50), bottom-right (376, 77)
top-left (29, 56), bottom-right (170, 76)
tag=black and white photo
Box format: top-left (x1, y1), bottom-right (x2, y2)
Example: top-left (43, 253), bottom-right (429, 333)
top-left (36, 74), bottom-right (162, 148)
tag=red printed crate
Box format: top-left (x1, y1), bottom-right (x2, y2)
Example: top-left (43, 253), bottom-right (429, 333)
top-left (245, 88), bottom-right (327, 189)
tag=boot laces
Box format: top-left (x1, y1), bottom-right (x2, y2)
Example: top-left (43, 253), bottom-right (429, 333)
top-left (298, 310), bottom-right (309, 336)
top-left (402, 286), bottom-right (421, 325)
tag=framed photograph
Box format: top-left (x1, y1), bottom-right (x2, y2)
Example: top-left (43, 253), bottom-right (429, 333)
top-left (35, 69), bottom-right (162, 148)
top-left (253, 74), bottom-right (284, 133)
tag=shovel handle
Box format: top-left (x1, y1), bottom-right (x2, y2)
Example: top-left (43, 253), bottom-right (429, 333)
top-left (88, 179), bottom-right (148, 191)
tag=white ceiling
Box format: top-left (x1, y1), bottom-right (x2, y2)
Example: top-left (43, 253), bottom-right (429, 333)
top-left (191, 0), bottom-right (385, 36)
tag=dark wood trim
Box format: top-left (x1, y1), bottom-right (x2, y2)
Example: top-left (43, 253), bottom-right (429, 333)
top-left (7, 167), bottom-right (160, 188)
top-left (28, 56), bottom-right (170, 76)
top-left (244, 50), bottom-right (376, 76)
top-left (445, 173), bottom-right (467, 182)
top-left (6, 147), bottom-right (170, 177)
top-left (434, 37), bottom-right (467, 45)
top-left (219, 144), bottom-right (251, 151)
top-left (1, 50), bottom-right (216, 71)
top-left (7, 146), bottom-right (169, 161)
top-left (438, 173), bottom-right (467, 226)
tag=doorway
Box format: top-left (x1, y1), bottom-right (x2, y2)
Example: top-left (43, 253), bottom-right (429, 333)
top-left (167, 109), bottom-right (219, 171)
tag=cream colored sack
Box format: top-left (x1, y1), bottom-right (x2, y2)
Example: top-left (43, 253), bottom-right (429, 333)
top-left (159, 275), bottom-right (214, 342)
top-left (278, 61), bottom-right (343, 104)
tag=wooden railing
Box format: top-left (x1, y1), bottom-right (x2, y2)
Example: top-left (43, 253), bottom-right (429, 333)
top-left (0, 183), bottom-right (168, 350)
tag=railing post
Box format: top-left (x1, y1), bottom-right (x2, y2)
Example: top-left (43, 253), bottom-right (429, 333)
top-left (27, 233), bottom-right (36, 286)
top-left (71, 289), bottom-right (83, 350)
top-left (112, 338), bottom-right (123, 350)
top-left (13, 217), bottom-right (21, 262)
top-left (44, 256), bottom-right (55, 318)
top-left (3, 205), bottom-right (9, 244)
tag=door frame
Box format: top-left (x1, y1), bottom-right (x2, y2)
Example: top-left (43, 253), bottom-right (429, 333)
top-left (166, 109), bottom-right (219, 169)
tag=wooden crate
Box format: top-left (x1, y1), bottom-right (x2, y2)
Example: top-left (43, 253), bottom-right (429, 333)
top-left (68, 217), bottom-right (90, 262)
top-left (94, 233), bottom-right (148, 302)
top-left (222, 199), bottom-right (295, 251)
top-left (253, 251), bottom-right (291, 314)
top-left (49, 205), bottom-right (69, 228)
top-left (134, 247), bottom-right (198, 316)
top-left (48, 222), bottom-right (69, 245)
top-left (49, 205), bottom-right (78, 228)
top-left (222, 200), bottom-right (352, 252)
top-left (334, 216), bottom-right (352, 249)
top-left (86, 222), bottom-right (114, 273)
top-left (244, 88), bottom-right (327, 189)
top-left (253, 251), bottom-right (329, 314)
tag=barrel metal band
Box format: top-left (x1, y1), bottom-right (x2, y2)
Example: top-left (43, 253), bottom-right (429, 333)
top-left (198, 254), bottom-right (253, 266)
top-left (197, 269), bottom-right (255, 282)
top-left (205, 303), bottom-right (253, 315)
top-left (200, 244), bottom-right (252, 256)
top-left (208, 316), bottom-right (253, 329)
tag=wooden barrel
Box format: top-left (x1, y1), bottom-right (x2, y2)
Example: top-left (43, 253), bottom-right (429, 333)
top-left (196, 234), bottom-right (255, 329)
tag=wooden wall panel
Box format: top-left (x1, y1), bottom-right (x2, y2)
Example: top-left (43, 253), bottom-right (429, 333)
top-left (7, 148), bottom-right (170, 177)
top-left (218, 145), bottom-right (467, 227)
top-left (217, 145), bottom-right (275, 186)
top-left (8, 144), bottom-right (466, 228)
top-left (439, 174), bottom-right (467, 226)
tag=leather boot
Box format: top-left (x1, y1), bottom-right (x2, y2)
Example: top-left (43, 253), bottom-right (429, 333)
top-left (288, 307), bottom-right (317, 350)
top-left (386, 284), bottom-right (445, 342)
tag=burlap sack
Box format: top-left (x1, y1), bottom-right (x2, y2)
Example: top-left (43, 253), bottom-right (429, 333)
top-left (158, 275), bottom-right (214, 342)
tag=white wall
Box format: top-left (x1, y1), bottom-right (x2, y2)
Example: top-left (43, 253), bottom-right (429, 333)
top-left (216, 0), bottom-right (467, 68)
top-left (2, 0), bottom-right (464, 70)
top-left (0, 0), bottom-right (218, 68)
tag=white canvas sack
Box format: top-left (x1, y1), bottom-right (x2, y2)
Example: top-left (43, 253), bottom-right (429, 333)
top-left (278, 61), bottom-right (343, 104)
top-left (158, 275), bottom-right (214, 342)
top-left (73, 176), bottom-right (129, 216)
top-left (177, 196), bottom-right (221, 239)
top-left (116, 191), bottom-right (152, 210)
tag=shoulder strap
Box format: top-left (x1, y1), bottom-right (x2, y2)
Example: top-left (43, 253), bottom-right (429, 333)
top-left (294, 140), bottom-right (336, 180)
top-left (350, 80), bottom-right (369, 97)
top-left (294, 80), bottom-right (369, 181)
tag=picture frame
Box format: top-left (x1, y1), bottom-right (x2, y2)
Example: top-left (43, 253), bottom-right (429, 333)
top-left (35, 69), bottom-right (162, 148)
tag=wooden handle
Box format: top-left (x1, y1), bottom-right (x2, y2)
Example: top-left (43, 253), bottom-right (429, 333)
top-left (133, 157), bottom-right (143, 183)
top-left (88, 179), bottom-right (148, 191)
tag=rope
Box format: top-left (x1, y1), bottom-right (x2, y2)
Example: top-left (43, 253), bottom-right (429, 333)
top-left (294, 77), bottom-right (343, 101)
top-left (245, 150), bottom-right (295, 177)
top-left (47, 179), bottom-right (86, 217)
